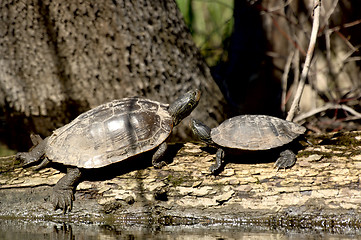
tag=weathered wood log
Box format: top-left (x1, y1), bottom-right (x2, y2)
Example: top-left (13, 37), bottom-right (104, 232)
top-left (1, 131), bottom-right (361, 231)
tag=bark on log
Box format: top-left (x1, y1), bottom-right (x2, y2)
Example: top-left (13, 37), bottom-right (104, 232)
top-left (1, 131), bottom-right (361, 232)
top-left (0, 0), bottom-right (225, 149)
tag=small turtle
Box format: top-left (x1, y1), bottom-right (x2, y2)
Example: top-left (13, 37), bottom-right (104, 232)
top-left (191, 115), bottom-right (306, 174)
top-left (17, 89), bottom-right (201, 213)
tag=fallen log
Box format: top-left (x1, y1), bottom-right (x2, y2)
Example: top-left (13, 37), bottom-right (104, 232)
top-left (1, 131), bottom-right (361, 233)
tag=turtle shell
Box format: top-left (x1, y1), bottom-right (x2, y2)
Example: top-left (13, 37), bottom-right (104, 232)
top-left (211, 115), bottom-right (305, 150)
top-left (46, 98), bottom-right (173, 168)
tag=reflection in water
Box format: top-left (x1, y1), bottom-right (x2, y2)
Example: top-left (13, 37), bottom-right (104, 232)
top-left (52, 224), bottom-right (74, 240)
top-left (0, 219), bottom-right (358, 240)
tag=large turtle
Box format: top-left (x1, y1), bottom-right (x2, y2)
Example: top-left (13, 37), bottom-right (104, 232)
top-left (17, 89), bottom-right (201, 213)
top-left (191, 115), bottom-right (306, 174)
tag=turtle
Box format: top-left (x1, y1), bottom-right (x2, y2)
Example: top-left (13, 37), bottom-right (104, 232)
top-left (16, 89), bottom-right (201, 213)
top-left (190, 115), bottom-right (306, 174)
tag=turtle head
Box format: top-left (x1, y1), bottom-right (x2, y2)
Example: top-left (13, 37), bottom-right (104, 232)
top-left (190, 118), bottom-right (213, 145)
top-left (168, 89), bottom-right (201, 126)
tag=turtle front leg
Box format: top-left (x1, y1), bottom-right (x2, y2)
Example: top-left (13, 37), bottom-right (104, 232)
top-left (51, 167), bottom-right (82, 214)
top-left (17, 137), bottom-right (49, 167)
top-left (274, 149), bottom-right (296, 171)
top-left (210, 148), bottom-right (225, 174)
top-left (152, 142), bottom-right (168, 168)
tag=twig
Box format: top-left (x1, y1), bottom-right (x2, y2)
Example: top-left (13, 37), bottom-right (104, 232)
top-left (323, 0), bottom-right (338, 77)
top-left (281, 50), bottom-right (295, 113)
top-left (292, 49), bottom-right (300, 89)
top-left (271, 16), bottom-right (307, 56)
top-left (294, 103), bottom-right (361, 122)
top-left (323, 0), bottom-right (339, 25)
top-left (335, 31), bottom-right (359, 52)
top-left (345, 56), bottom-right (361, 63)
top-left (328, 19), bottom-right (361, 34)
top-left (267, 0), bottom-right (294, 13)
top-left (286, 0), bottom-right (321, 121)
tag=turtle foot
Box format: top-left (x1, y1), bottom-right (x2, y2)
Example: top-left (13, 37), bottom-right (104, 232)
top-left (274, 149), bottom-right (296, 171)
top-left (16, 152), bottom-right (38, 166)
top-left (50, 188), bottom-right (74, 214)
top-left (50, 168), bottom-right (81, 213)
top-left (153, 160), bottom-right (167, 169)
top-left (209, 164), bottom-right (221, 175)
top-left (209, 148), bottom-right (225, 175)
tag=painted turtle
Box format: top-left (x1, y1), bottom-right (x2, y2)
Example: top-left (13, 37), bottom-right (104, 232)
top-left (17, 89), bottom-right (201, 213)
top-left (191, 115), bottom-right (306, 174)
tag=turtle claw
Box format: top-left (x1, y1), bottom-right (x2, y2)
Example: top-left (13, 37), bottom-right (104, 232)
top-left (209, 164), bottom-right (221, 174)
top-left (274, 149), bottom-right (296, 171)
top-left (153, 160), bottom-right (167, 169)
top-left (51, 188), bottom-right (74, 214)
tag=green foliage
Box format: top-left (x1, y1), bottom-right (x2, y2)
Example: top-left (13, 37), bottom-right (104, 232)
top-left (0, 143), bottom-right (15, 157)
top-left (176, 0), bottom-right (234, 66)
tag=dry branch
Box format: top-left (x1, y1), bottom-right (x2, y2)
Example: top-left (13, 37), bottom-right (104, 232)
top-left (294, 102), bottom-right (361, 122)
top-left (286, 0), bottom-right (321, 121)
top-left (281, 50), bottom-right (295, 113)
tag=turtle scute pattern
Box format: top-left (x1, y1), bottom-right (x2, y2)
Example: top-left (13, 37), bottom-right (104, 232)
top-left (46, 98), bottom-right (173, 169)
top-left (211, 115), bottom-right (306, 150)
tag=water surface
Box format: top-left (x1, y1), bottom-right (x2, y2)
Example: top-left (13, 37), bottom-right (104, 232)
top-left (0, 218), bottom-right (359, 240)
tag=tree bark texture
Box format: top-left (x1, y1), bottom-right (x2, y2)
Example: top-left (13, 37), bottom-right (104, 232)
top-left (1, 131), bottom-right (361, 231)
top-left (0, 0), bottom-right (225, 149)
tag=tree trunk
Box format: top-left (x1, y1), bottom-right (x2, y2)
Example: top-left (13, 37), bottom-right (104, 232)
top-left (1, 131), bottom-right (361, 232)
top-left (0, 0), bottom-right (225, 149)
